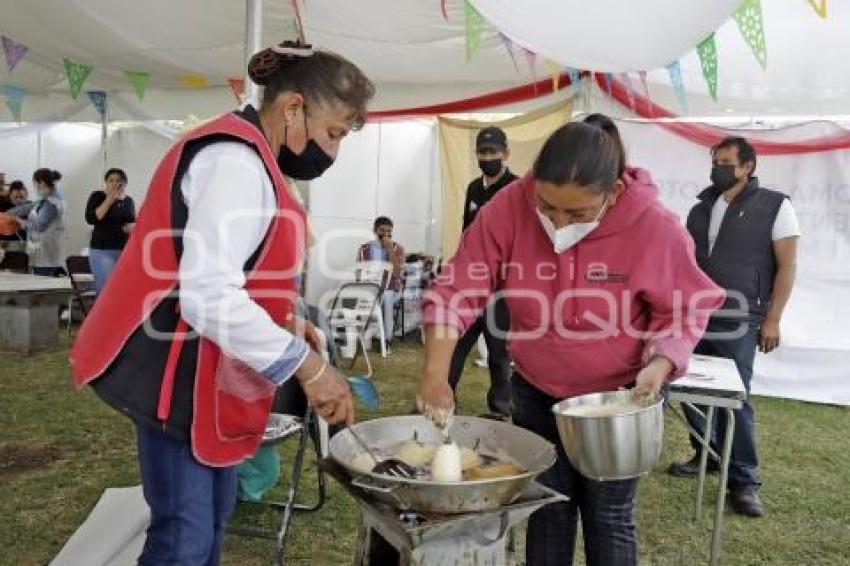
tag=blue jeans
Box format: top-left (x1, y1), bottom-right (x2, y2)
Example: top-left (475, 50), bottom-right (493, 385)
top-left (88, 248), bottom-right (121, 294)
top-left (684, 317), bottom-right (761, 490)
top-left (512, 375), bottom-right (639, 566)
top-left (136, 424), bottom-right (237, 566)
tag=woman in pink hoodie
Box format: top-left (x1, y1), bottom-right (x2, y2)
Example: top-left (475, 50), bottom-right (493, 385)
top-left (418, 118), bottom-right (724, 565)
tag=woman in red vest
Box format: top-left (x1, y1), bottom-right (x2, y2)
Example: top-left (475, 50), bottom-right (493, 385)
top-left (71, 41), bottom-right (374, 565)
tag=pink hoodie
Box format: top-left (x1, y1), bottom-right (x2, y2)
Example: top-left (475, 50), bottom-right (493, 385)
top-left (423, 167), bottom-right (725, 399)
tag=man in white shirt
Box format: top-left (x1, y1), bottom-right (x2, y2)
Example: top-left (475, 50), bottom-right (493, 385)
top-left (671, 137), bottom-right (800, 518)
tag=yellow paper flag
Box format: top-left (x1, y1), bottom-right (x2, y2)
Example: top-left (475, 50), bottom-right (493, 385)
top-left (180, 74), bottom-right (208, 89)
top-left (807, 0), bottom-right (827, 18)
top-left (544, 59), bottom-right (562, 93)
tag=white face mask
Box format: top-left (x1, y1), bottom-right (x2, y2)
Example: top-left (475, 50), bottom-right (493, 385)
top-left (537, 198), bottom-right (608, 254)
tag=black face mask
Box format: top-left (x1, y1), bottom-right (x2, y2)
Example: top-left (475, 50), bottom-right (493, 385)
top-left (478, 158), bottom-right (503, 178)
top-left (710, 164), bottom-right (739, 191)
top-left (277, 112), bottom-right (335, 180)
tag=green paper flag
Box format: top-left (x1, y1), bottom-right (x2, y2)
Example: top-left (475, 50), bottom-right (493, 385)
top-left (125, 71), bottom-right (150, 101)
top-left (464, 1), bottom-right (483, 61)
top-left (734, 0), bottom-right (767, 69)
top-left (63, 58), bottom-right (93, 99)
top-left (697, 34), bottom-right (719, 101)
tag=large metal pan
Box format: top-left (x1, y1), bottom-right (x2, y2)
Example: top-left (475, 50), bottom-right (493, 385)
top-left (329, 415), bottom-right (556, 514)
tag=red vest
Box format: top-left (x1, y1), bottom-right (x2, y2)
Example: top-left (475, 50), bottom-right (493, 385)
top-left (71, 111), bottom-right (306, 467)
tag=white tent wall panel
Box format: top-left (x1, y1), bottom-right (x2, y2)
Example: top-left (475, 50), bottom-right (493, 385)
top-left (305, 120), bottom-right (440, 307)
top-left (617, 119), bottom-right (850, 406)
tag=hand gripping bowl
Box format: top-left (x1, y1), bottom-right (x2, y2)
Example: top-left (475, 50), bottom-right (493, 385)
top-left (552, 390), bottom-right (664, 481)
top-left (329, 415), bottom-right (557, 514)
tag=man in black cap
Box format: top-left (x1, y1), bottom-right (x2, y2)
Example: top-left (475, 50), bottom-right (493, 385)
top-left (449, 126), bottom-right (517, 419)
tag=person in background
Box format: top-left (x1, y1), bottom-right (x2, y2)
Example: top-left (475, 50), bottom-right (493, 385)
top-left (0, 173), bottom-right (9, 210)
top-left (450, 126), bottom-right (518, 419)
top-left (0, 181), bottom-right (29, 244)
top-left (357, 216), bottom-right (405, 348)
top-left (7, 169), bottom-right (66, 276)
top-left (669, 137), bottom-right (800, 518)
top-left (85, 168), bottom-right (137, 293)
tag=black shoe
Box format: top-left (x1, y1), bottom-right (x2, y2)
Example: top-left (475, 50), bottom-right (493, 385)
top-left (729, 487), bottom-right (764, 517)
top-left (667, 454), bottom-right (720, 477)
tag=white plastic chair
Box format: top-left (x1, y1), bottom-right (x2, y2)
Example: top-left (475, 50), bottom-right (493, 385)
top-left (353, 261), bottom-right (393, 357)
top-left (327, 282), bottom-right (383, 368)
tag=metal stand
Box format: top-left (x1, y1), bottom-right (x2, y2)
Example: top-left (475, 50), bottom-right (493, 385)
top-left (323, 460), bottom-right (566, 566)
top-left (228, 410), bottom-right (327, 566)
top-left (669, 402), bottom-right (737, 566)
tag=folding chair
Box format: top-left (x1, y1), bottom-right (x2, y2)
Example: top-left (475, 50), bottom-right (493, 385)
top-left (65, 255), bottom-right (97, 334)
top-left (327, 281), bottom-right (383, 368)
top-left (354, 261), bottom-right (392, 356)
top-left (0, 250), bottom-right (29, 273)
top-left (227, 330), bottom-right (332, 565)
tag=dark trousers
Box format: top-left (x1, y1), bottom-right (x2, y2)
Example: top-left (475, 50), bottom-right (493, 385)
top-left (684, 317), bottom-right (761, 489)
top-left (512, 375), bottom-right (639, 566)
top-left (448, 298), bottom-right (511, 416)
top-left (136, 424), bottom-right (237, 565)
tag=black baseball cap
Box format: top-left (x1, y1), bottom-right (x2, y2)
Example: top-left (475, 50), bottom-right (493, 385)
top-left (476, 126), bottom-right (508, 151)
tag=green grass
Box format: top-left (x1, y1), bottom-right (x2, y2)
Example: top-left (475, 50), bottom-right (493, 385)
top-left (1, 336), bottom-right (849, 565)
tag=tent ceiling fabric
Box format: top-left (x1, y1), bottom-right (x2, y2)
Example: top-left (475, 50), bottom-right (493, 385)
top-left (470, 0), bottom-right (741, 72)
top-left (1, 1), bottom-right (850, 119)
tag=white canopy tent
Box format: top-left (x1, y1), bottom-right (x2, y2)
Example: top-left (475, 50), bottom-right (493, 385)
top-left (2, 0), bottom-right (850, 120)
top-left (1, 1), bottom-right (849, 406)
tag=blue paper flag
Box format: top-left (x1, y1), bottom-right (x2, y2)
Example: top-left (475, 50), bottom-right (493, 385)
top-left (87, 90), bottom-right (107, 117)
top-left (666, 61), bottom-right (688, 115)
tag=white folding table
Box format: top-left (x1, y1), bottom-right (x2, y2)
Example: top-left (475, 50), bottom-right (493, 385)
top-left (0, 272), bottom-right (72, 353)
top-left (667, 354), bottom-right (747, 566)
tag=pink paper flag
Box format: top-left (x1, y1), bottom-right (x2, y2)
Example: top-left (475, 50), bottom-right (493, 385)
top-left (2, 36), bottom-right (29, 73)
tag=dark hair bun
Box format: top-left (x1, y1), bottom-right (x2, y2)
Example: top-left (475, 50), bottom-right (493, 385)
top-left (248, 48), bottom-right (282, 86)
top-left (52, 170), bottom-right (62, 182)
top-left (248, 40), bottom-right (312, 87)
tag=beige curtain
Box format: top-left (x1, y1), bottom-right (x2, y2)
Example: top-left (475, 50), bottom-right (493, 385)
top-left (438, 97), bottom-right (574, 258)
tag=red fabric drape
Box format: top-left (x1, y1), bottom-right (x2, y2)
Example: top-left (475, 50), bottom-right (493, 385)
top-left (367, 71), bottom-right (850, 155)
top-left (595, 74), bottom-right (850, 155)
top-left (368, 74), bottom-right (574, 120)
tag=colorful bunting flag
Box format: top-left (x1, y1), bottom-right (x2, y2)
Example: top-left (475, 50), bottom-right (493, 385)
top-left (638, 70), bottom-right (652, 115)
top-left (544, 60), bottom-right (562, 93)
top-left (290, 0), bottom-right (306, 43)
top-left (807, 0), bottom-right (827, 18)
top-left (1, 36), bottom-right (29, 73)
top-left (666, 61), bottom-right (688, 114)
top-left (696, 34), bottom-right (718, 101)
top-left (620, 73), bottom-right (636, 110)
top-left (602, 72), bottom-right (614, 96)
top-left (228, 78), bottom-right (245, 104)
top-left (87, 90), bottom-right (107, 117)
top-left (125, 71), bottom-right (150, 101)
top-left (497, 33), bottom-right (520, 74)
top-left (734, 0), bottom-right (767, 69)
top-left (180, 74), bottom-right (208, 89)
top-left (4, 85), bottom-right (25, 121)
top-left (440, 0), bottom-right (449, 21)
top-left (464, 0), bottom-right (483, 61)
top-left (63, 58), bottom-right (93, 100)
top-left (566, 67), bottom-right (581, 88)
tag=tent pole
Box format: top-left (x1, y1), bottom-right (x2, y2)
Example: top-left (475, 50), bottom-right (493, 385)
top-left (244, 0), bottom-right (264, 108)
top-left (102, 98), bottom-right (109, 171)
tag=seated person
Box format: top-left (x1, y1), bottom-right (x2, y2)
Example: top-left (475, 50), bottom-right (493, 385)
top-left (356, 216), bottom-right (405, 346)
top-left (1, 181), bottom-right (30, 242)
